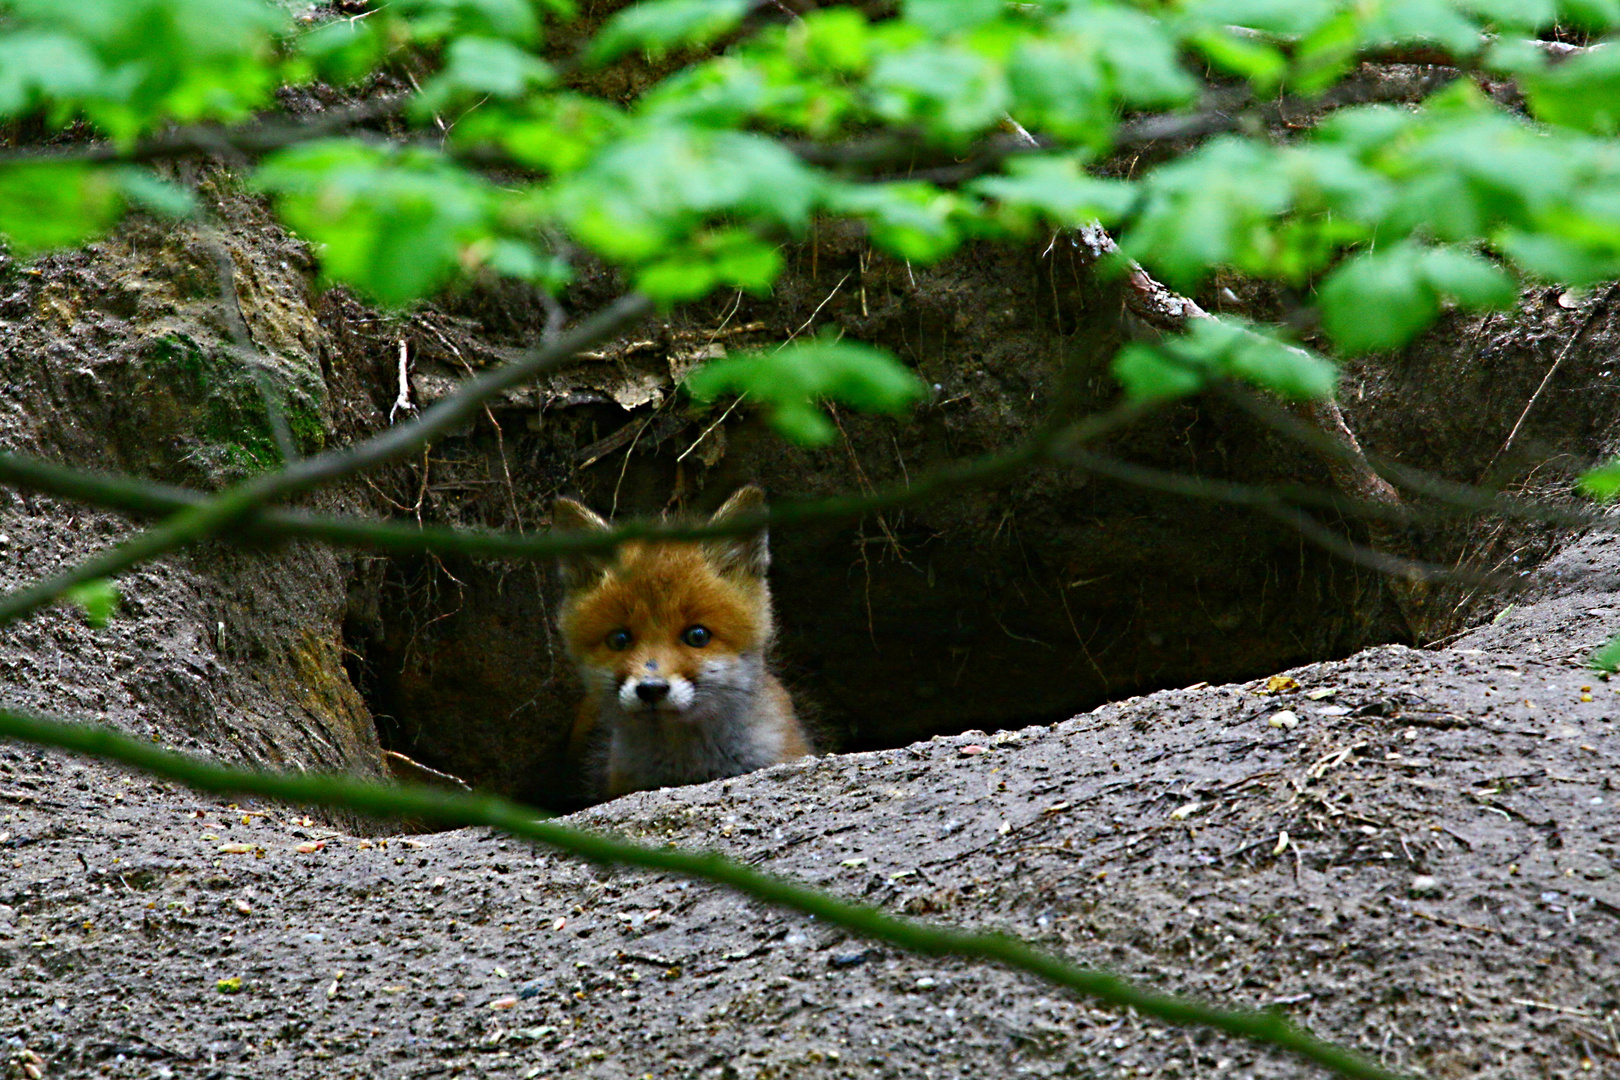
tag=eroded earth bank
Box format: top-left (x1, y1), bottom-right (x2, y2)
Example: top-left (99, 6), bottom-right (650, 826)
top-left (0, 536), bottom-right (1616, 1080)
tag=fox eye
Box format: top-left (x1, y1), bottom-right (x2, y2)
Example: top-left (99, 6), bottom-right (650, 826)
top-left (606, 629), bottom-right (632, 651)
top-left (680, 625), bottom-right (711, 648)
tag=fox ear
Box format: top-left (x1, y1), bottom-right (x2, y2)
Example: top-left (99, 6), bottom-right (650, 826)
top-left (552, 497), bottom-right (612, 590)
top-left (706, 484), bottom-right (770, 578)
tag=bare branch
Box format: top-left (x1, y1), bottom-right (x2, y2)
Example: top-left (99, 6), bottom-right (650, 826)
top-left (0, 96), bottom-right (409, 170)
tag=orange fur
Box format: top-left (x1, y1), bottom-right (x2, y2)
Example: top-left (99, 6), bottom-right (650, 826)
top-left (553, 487), bottom-right (809, 798)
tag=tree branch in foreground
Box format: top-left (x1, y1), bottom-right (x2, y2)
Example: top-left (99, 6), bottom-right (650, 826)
top-left (2, 382), bottom-right (1610, 585)
top-left (0, 706), bottom-right (1410, 1080)
top-left (0, 291), bottom-right (654, 627)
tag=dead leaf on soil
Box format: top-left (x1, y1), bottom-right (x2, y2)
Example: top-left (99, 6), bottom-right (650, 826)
top-left (1256, 675), bottom-right (1301, 695)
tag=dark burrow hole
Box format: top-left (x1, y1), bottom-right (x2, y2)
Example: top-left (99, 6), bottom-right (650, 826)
top-left (338, 464), bottom-right (1414, 814)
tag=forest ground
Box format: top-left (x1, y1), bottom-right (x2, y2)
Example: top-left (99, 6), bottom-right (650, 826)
top-left (0, 530), bottom-right (1616, 1080)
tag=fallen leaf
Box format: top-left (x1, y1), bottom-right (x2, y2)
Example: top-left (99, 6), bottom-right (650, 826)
top-left (1260, 675), bottom-right (1300, 695)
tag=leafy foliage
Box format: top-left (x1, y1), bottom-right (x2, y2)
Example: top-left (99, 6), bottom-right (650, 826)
top-left (1587, 633), bottom-right (1620, 672)
top-left (685, 337), bottom-right (927, 444)
top-left (1576, 458), bottom-right (1620, 502)
top-left (2, 0), bottom-right (1620, 410)
top-left (63, 579), bottom-right (119, 628)
top-left (1113, 319), bottom-right (1338, 404)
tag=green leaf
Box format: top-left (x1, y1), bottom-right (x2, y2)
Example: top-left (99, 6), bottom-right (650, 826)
top-left (825, 182), bottom-right (964, 262)
top-left (1319, 248), bottom-right (1435, 354)
top-left (1319, 244), bottom-right (1511, 353)
top-left (1577, 458), bottom-right (1620, 502)
top-left (902, 0), bottom-right (1005, 36)
top-left (1122, 137), bottom-right (1294, 287)
top-left (1557, 0), bottom-right (1620, 29)
top-left (415, 37), bottom-right (554, 113)
top-left (588, 0), bottom-right (750, 65)
top-left (1112, 343), bottom-right (1207, 403)
top-left (475, 239), bottom-right (571, 291)
top-left (969, 156), bottom-right (1135, 229)
top-left (1058, 6), bottom-right (1196, 108)
top-left (1460, 0), bottom-right (1556, 29)
top-left (1113, 320), bottom-right (1334, 404)
top-left (1292, 10), bottom-right (1362, 94)
top-left (1180, 0), bottom-right (1339, 36)
top-left (1188, 28), bottom-right (1287, 91)
top-left (553, 128), bottom-right (821, 262)
top-left (1524, 45), bottom-right (1620, 135)
top-left (781, 7), bottom-right (873, 75)
top-left (1005, 38), bottom-right (1111, 144)
top-left (0, 32), bottom-right (103, 116)
top-left (5, 0), bottom-right (288, 142)
top-left (114, 169), bottom-right (199, 219)
top-left (1495, 229), bottom-right (1620, 286)
top-left (1119, 318), bottom-right (1336, 403)
top-left (64, 579), bottom-right (120, 629)
top-left (1359, 0), bottom-right (1484, 53)
top-left (1415, 247), bottom-right (1516, 308)
top-left (0, 163), bottom-right (123, 255)
top-left (1586, 632), bottom-right (1620, 673)
top-left (392, 0), bottom-right (541, 42)
top-left (459, 94), bottom-right (627, 175)
top-left (685, 335), bottom-right (926, 445)
top-left (869, 44), bottom-right (1010, 138)
top-left (255, 141), bottom-right (498, 305)
top-left (1212, 324), bottom-right (1338, 400)
top-left (636, 229), bottom-right (783, 303)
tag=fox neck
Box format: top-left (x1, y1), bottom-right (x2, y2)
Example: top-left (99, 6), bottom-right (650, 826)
top-left (597, 652), bottom-right (781, 791)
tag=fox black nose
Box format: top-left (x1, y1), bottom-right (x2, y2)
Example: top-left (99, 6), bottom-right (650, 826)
top-left (635, 679), bottom-right (670, 704)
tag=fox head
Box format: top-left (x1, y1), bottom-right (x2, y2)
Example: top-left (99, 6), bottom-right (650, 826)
top-left (552, 486), bottom-right (774, 722)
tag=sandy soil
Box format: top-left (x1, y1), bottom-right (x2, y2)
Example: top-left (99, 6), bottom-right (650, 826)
top-left (1, 532), bottom-right (1615, 1080)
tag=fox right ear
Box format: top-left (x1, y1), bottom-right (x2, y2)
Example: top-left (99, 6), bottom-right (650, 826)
top-left (706, 484), bottom-right (770, 579)
top-left (552, 497), bottom-right (612, 589)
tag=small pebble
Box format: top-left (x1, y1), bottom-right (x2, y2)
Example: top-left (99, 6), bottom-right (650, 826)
top-left (1268, 710), bottom-right (1300, 730)
top-left (1409, 875), bottom-right (1442, 898)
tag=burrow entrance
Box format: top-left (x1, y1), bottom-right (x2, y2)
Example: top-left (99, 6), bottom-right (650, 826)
top-left (335, 396), bottom-right (1415, 813)
top-left (326, 236), bottom-right (1599, 812)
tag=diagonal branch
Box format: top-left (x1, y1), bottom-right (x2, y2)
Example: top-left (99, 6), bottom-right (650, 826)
top-left (0, 291), bottom-right (655, 626)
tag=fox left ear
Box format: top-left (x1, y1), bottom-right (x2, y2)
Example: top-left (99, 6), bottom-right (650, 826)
top-left (552, 496), bottom-right (613, 590)
top-left (707, 484), bottom-right (770, 578)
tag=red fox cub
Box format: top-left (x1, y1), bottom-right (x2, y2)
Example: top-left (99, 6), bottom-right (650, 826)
top-left (552, 486), bottom-right (809, 799)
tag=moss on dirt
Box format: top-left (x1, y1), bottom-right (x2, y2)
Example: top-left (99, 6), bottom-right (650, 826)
top-left (137, 332), bottom-right (326, 481)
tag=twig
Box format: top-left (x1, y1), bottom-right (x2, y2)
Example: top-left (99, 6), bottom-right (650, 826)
top-left (0, 706), bottom-right (1410, 1080)
top-left (0, 97), bottom-right (410, 169)
top-left (1483, 282), bottom-right (1620, 479)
